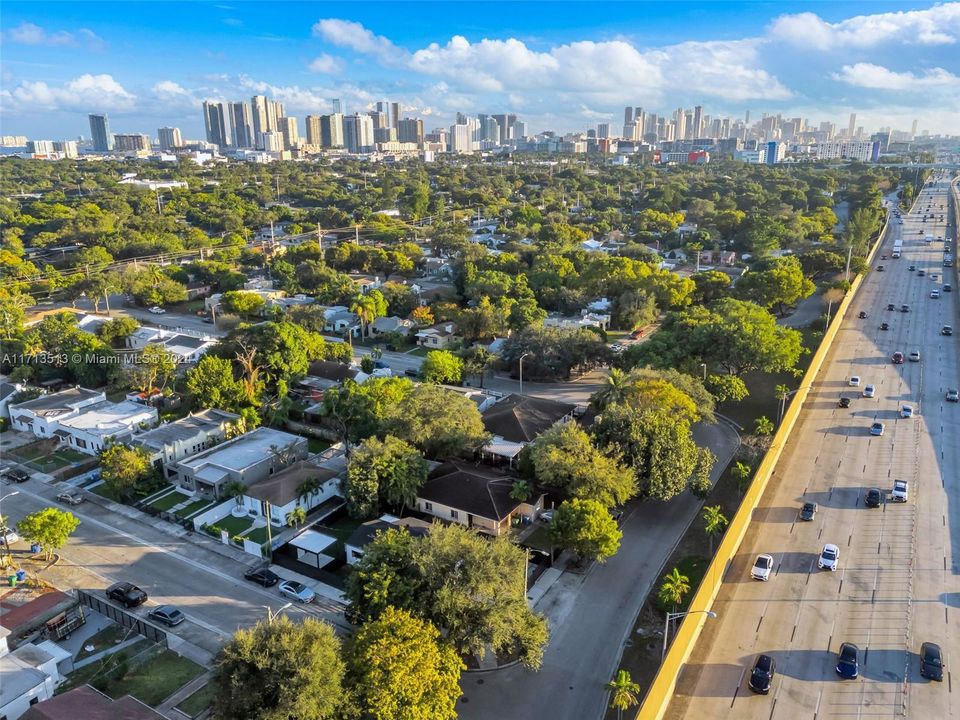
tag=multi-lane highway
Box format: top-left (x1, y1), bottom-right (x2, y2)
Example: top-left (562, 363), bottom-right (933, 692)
top-left (666, 173), bottom-right (959, 720)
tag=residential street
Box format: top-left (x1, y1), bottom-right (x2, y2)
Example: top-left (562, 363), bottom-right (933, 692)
top-left (456, 421), bottom-right (740, 720)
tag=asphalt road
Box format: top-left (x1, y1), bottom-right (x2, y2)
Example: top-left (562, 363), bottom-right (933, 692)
top-left (666, 173), bottom-right (959, 720)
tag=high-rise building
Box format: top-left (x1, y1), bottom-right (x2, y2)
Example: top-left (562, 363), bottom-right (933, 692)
top-left (449, 123), bottom-right (473, 153)
top-left (27, 140), bottom-right (56, 155)
top-left (251, 95), bottom-right (270, 138)
top-left (624, 107), bottom-right (633, 125)
top-left (279, 116), bottom-right (299, 150)
top-left (260, 131), bottom-right (284, 153)
top-left (597, 123), bottom-right (611, 139)
top-left (674, 108), bottom-right (686, 142)
top-left (343, 113), bottom-right (375, 153)
top-left (492, 114), bottom-right (517, 144)
top-left (692, 106), bottom-right (704, 139)
top-left (157, 127), bottom-right (183, 151)
top-left (369, 111), bottom-right (389, 130)
top-left (910, 119), bottom-right (918, 139)
top-left (321, 113), bottom-right (345, 148)
top-left (477, 116), bottom-right (499, 143)
top-left (230, 102), bottom-right (254, 147)
top-left (374, 127), bottom-right (398, 143)
top-left (202, 101), bottom-right (230, 147)
top-left (88, 114), bottom-right (113, 152)
top-left (390, 102), bottom-right (401, 129)
top-left (398, 118), bottom-right (424, 145)
top-left (53, 140), bottom-right (78, 158)
top-left (113, 134), bottom-right (151, 153)
top-left (305, 115), bottom-right (322, 146)
top-left (847, 113), bottom-right (857, 138)
top-left (512, 120), bottom-right (528, 138)
top-left (331, 98), bottom-right (342, 114)
top-left (634, 108), bottom-right (646, 136)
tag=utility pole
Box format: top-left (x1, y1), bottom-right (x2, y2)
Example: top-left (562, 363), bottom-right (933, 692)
top-left (355, 224), bottom-right (360, 245)
top-left (317, 226), bottom-right (323, 252)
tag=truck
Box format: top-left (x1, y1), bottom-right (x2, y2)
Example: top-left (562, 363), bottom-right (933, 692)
top-left (892, 240), bottom-right (903, 258)
top-left (945, 253), bottom-right (954, 267)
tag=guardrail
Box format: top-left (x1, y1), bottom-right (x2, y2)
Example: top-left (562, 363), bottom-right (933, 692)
top-left (636, 205), bottom-right (893, 720)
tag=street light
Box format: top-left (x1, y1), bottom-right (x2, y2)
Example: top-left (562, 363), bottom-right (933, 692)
top-left (699, 363), bottom-right (707, 381)
top-left (263, 602), bottom-right (292, 623)
top-left (662, 609), bottom-right (717, 661)
top-left (519, 352), bottom-right (531, 397)
top-left (0, 491), bottom-right (20, 565)
top-left (778, 386), bottom-right (812, 425)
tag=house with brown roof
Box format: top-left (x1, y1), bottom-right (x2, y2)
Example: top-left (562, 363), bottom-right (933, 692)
top-left (19, 685), bottom-right (164, 720)
top-left (413, 462), bottom-right (543, 536)
top-left (415, 322), bottom-right (460, 349)
top-left (479, 394), bottom-right (576, 464)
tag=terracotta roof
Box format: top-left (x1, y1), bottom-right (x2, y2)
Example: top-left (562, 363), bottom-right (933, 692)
top-left (481, 394), bottom-right (576, 443)
top-left (0, 591), bottom-right (74, 633)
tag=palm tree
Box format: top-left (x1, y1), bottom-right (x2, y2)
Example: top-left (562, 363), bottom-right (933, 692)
top-left (510, 480), bottom-right (532, 502)
top-left (297, 476), bottom-right (324, 504)
top-left (702, 505), bottom-right (728, 555)
top-left (605, 669), bottom-right (641, 720)
top-left (350, 294), bottom-right (377, 339)
top-left (222, 480), bottom-right (247, 508)
top-left (286, 506), bottom-right (307, 528)
top-left (732, 461), bottom-right (752, 496)
top-left (658, 567), bottom-right (691, 631)
top-left (593, 367), bottom-right (632, 411)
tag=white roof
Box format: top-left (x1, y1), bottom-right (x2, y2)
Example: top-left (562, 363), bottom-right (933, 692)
top-left (57, 400), bottom-right (156, 436)
top-left (483, 437), bottom-right (525, 459)
top-left (289, 529), bottom-right (337, 554)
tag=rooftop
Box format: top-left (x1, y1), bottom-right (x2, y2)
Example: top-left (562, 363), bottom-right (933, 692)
top-left (10, 387), bottom-right (103, 417)
top-left (419, 462), bottom-right (522, 522)
top-left (20, 685), bottom-right (165, 720)
top-left (132, 409), bottom-right (239, 450)
top-left (244, 460), bottom-right (339, 506)
top-left (56, 400), bottom-right (156, 435)
top-left (481, 394), bottom-right (576, 444)
top-left (175, 426), bottom-right (303, 474)
top-left (345, 515), bottom-right (431, 549)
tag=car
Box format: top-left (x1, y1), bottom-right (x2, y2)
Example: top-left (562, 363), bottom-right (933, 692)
top-left (909, 265), bottom-right (916, 271)
top-left (748, 654), bottom-right (776, 694)
top-left (243, 567), bottom-right (280, 587)
top-left (886, 303), bottom-right (895, 311)
top-left (881, 254), bottom-right (888, 260)
top-left (751, 554), bottom-right (774, 581)
top-left (819, 543), bottom-right (840, 571)
top-left (900, 405), bottom-right (915, 418)
top-left (901, 304), bottom-right (910, 312)
top-left (202, 316), bottom-right (214, 323)
top-left (920, 642), bottom-right (944, 681)
top-left (2, 469), bottom-right (30, 483)
top-left (278, 580), bottom-right (315, 603)
top-left (372, 359), bottom-right (390, 369)
top-left (836, 642), bottom-right (860, 679)
top-left (918, 269), bottom-right (926, 277)
top-left (947, 389), bottom-right (959, 402)
top-left (892, 480), bottom-right (909, 503)
top-left (539, 509), bottom-right (555, 523)
top-left (908, 350), bottom-right (921, 362)
top-left (943, 325), bottom-right (954, 336)
top-left (863, 384), bottom-right (875, 398)
top-left (106, 582), bottom-right (148, 608)
top-left (865, 488), bottom-right (883, 507)
top-left (838, 396), bottom-right (851, 408)
top-left (876, 266), bottom-right (884, 272)
top-left (404, 368), bottom-right (420, 378)
top-left (870, 421), bottom-right (885, 436)
top-left (799, 502), bottom-right (818, 521)
top-left (892, 352), bottom-right (904, 364)
top-left (944, 284), bottom-right (952, 292)
top-left (931, 289), bottom-right (940, 299)
top-left (56, 491), bottom-right (84, 505)
top-left (148, 306), bottom-right (166, 314)
top-left (930, 273), bottom-right (939, 282)
top-left (629, 328), bottom-right (644, 339)
top-left (857, 310), bottom-right (867, 318)
top-left (848, 376), bottom-right (861, 387)
top-left (148, 605), bottom-right (185, 627)
top-left (1, 526), bottom-right (20, 545)
top-left (879, 322), bottom-right (889, 331)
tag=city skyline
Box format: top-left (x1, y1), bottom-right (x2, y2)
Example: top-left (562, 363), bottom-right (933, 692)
top-left (1, 1), bottom-right (959, 140)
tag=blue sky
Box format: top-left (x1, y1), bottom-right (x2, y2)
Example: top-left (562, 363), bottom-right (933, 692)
top-left (1, 1), bottom-right (958, 140)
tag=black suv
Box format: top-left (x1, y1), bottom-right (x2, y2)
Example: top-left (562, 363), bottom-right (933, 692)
top-left (106, 582), bottom-right (148, 608)
top-left (244, 567), bottom-right (280, 587)
top-left (920, 642), bottom-right (944, 681)
top-left (3, 469), bottom-right (30, 483)
top-left (748, 654), bottom-right (776, 693)
top-left (865, 488), bottom-right (883, 508)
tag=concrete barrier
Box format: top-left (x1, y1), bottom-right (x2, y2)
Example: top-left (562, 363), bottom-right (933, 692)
top-left (636, 209), bottom-right (893, 720)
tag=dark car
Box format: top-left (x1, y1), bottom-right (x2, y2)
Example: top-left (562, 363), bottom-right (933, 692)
top-left (106, 582), bottom-right (148, 608)
top-left (886, 303), bottom-right (895, 311)
top-left (880, 322), bottom-right (889, 331)
top-left (404, 367), bottom-right (420, 378)
top-left (244, 567), bottom-right (280, 587)
top-left (2, 469), bottom-right (30, 483)
top-left (148, 605), bottom-right (185, 627)
top-left (944, 284), bottom-right (952, 292)
top-left (876, 265), bottom-right (884, 272)
top-left (892, 351), bottom-right (905, 364)
top-left (799, 502), bottom-right (818, 521)
top-left (909, 265), bottom-right (916, 271)
top-left (918, 269), bottom-right (926, 277)
top-left (901, 304), bottom-right (910, 313)
top-left (865, 488), bottom-right (883, 508)
top-left (943, 325), bottom-right (954, 336)
top-left (748, 654), bottom-right (776, 694)
top-left (880, 254), bottom-right (888, 260)
top-left (836, 642), bottom-right (860, 679)
top-left (920, 642), bottom-right (944, 681)
top-left (839, 396), bottom-right (851, 408)
top-left (857, 311), bottom-right (867, 318)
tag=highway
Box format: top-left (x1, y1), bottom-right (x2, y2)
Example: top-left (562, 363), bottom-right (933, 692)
top-left (665, 173), bottom-right (959, 720)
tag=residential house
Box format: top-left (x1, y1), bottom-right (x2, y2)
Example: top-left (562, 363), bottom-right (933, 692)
top-left (699, 249), bottom-right (736, 266)
top-left (298, 361), bottom-right (369, 398)
top-left (168, 426), bottom-right (308, 499)
top-left (415, 322), bottom-right (459, 349)
top-left (237, 459), bottom-right (341, 527)
top-left (414, 462), bottom-right (543, 536)
top-left (130, 409), bottom-right (239, 473)
top-left (348, 274), bottom-right (382, 293)
top-left (8, 387), bottom-right (105, 438)
top-left (344, 515), bottom-right (431, 565)
top-left (0, 380), bottom-right (25, 420)
top-left (204, 288), bottom-right (284, 313)
top-left (19, 685), bottom-right (164, 720)
top-left (184, 280), bottom-right (213, 300)
top-left (52, 401), bottom-right (159, 455)
top-left (0, 639), bottom-right (59, 720)
top-left (320, 306), bottom-right (361, 336)
top-left (480, 394), bottom-right (576, 465)
top-left (125, 328), bottom-right (217, 363)
top-left (543, 312), bottom-right (610, 332)
top-left (370, 316), bottom-right (414, 337)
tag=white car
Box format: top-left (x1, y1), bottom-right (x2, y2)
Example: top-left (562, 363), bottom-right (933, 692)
top-left (819, 543), bottom-right (840, 571)
top-left (863, 385), bottom-right (876, 398)
top-left (148, 306), bottom-right (166, 314)
top-left (900, 405), bottom-right (915, 419)
top-left (909, 350), bottom-right (921, 362)
top-left (892, 480), bottom-right (909, 503)
top-left (849, 376), bottom-right (861, 387)
top-left (278, 580), bottom-right (315, 604)
top-left (947, 389), bottom-right (959, 402)
top-left (0, 527), bottom-right (19, 545)
top-left (751, 554), bottom-right (774, 581)
top-left (931, 290), bottom-right (940, 299)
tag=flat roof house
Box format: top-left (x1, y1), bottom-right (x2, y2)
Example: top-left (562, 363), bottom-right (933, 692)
top-left (53, 401), bottom-right (158, 455)
top-left (9, 387), bottom-right (105, 438)
top-left (130, 409), bottom-right (239, 471)
top-left (168, 427), bottom-right (307, 499)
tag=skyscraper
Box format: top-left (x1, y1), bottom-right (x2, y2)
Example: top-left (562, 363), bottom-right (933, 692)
top-left (634, 108), bottom-right (646, 137)
top-left (202, 101), bottom-right (230, 147)
top-left (279, 116), bottom-right (299, 150)
top-left (305, 115), bottom-right (322, 146)
top-left (449, 123), bottom-right (473, 153)
top-left (624, 107), bottom-right (633, 125)
top-left (692, 105), bottom-right (704, 139)
top-left (88, 114), bottom-right (113, 152)
top-left (251, 95), bottom-right (270, 138)
top-left (597, 123), bottom-right (611, 139)
top-left (113, 134), bottom-right (151, 153)
top-left (848, 113), bottom-right (857, 139)
top-left (343, 113), bottom-right (374, 153)
top-left (398, 118), bottom-right (424, 145)
top-left (910, 118), bottom-right (918, 139)
top-left (390, 102), bottom-right (401, 129)
top-left (492, 114), bottom-right (516, 144)
top-left (331, 98), bottom-right (342, 114)
top-left (675, 108), bottom-right (686, 142)
top-left (321, 113), bottom-right (344, 147)
top-left (230, 102), bottom-right (254, 147)
top-left (157, 127), bottom-right (182, 151)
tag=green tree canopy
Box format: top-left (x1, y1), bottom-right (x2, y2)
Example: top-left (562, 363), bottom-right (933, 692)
top-left (100, 444), bottom-right (154, 500)
top-left (344, 435), bottom-right (428, 518)
top-left (420, 350), bottom-right (464, 385)
top-left (186, 355), bottom-right (248, 413)
top-left (383, 384), bottom-right (490, 459)
top-left (736, 255), bottom-right (815, 316)
top-left (16, 507), bottom-right (80, 560)
top-left (550, 498), bottom-right (622, 562)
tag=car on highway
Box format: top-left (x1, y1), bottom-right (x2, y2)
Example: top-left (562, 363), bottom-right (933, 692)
top-left (799, 502), bottom-right (818, 521)
top-left (947, 389), bottom-right (959, 402)
top-left (148, 306), bottom-right (166, 314)
top-left (944, 284), bottom-right (952, 292)
top-left (278, 580), bottom-right (315, 604)
top-left (879, 322), bottom-right (889, 331)
top-left (880, 254), bottom-right (887, 260)
top-left (863, 384), bottom-right (875, 398)
top-left (918, 269), bottom-right (926, 277)
top-left (943, 325), bottom-right (953, 336)
top-left (901, 304), bottom-right (910, 312)
top-left (931, 289), bottom-right (940, 299)
top-left (838, 396), bottom-right (851, 408)
top-left (836, 642), bottom-right (860, 679)
top-left (900, 405), bottom-right (915, 419)
top-left (751, 554), bottom-right (774, 581)
top-left (3, 469), bottom-right (30, 483)
top-left (876, 265), bottom-right (884, 272)
top-left (243, 567), bottom-right (280, 587)
top-left (818, 543), bottom-right (840, 571)
top-left (848, 376), bottom-right (861, 387)
top-left (908, 350), bottom-right (921, 362)
top-left (892, 352), bottom-right (904, 364)
top-left (870, 421), bottom-right (885, 436)
top-left (892, 480), bottom-right (909, 503)
top-left (865, 488), bottom-right (883, 508)
top-left (748, 654), bottom-right (776, 694)
top-left (56, 491), bottom-right (84, 505)
top-left (909, 265), bottom-right (916, 271)
top-left (148, 605), bottom-right (186, 627)
top-left (920, 642), bottom-right (944, 681)
top-left (886, 303), bottom-right (895, 311)
top-left (106, 582), bottom-right (148, 608)
top-left (858, 310), bottom-right (867, 318)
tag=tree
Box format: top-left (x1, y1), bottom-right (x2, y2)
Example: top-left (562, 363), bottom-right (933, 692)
top-left (211, 616), bottom-right (343, 720)
top-left (98, 316), bottom-right (139, 347)
top-left (733, 461), bottom-right (753, 496)
top-left (592, 368), bottom-right (632, 410)
top-left (351, 294), bottom-right (378, 338)
top-left (384, 384), bottom-right (490, 459)
top-left (459, 346), bottom-right (496, 388)
top-left (702, 505), bottom-right (728, 555)
top-left (736, 256), bottom-right (815, 316)
top-left (706, 373), bottom-right (749, 403)
top-left (16, 507), bottom-right (80, 560)
top-left (690, 270), bottom-right (731, 305)
top-left (754, 416), bottom-right (774, 436)
top-left (221, 290), bottom-right (266, 317)
top-left (223, 322), bottom-right (334, 389)
top-left (550, 499), bottom-right (622, 563)
top-left (409, 305), bottom-right (434, 327)
top-left (658, 567), bottom-right (691, 615)
top-left (100, 445), bottom-right (153, 500)
top-left (420, 350), bottom-right (464, 385)
top-left (0, 290), bottom-right (33, 340)
top-left (344, 435), bottom-right (427, 518)
top-left (186, 356), bottom-right (247, 412)
top-left (286, 506), bottom-right (307, 528)
top-left (131, 343), bottom-right (177, 394)
top-left (605, 669), bottom-right (642, 720)
top-left (223, 480), bottom-right (247, 507)
top-left (510, 479), bottom-right (532, 502)
top-left (345, 607), bottom-right (464, 720)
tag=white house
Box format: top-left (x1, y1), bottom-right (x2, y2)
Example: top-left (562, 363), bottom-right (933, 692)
top-left (131, 409), bottom-right (240, 472)
top-left (0, 381), bottom-right (25, 420)
top-left (126, 328), bottom-right (218, 363)
top-left (415, 322), bottom-right (460, 349)
top-left (8, 387), bottom-right (105, 438)
top-left (0, 637), bottom-right (62, 720)
top-left (237, 459), bottom-right (342, 526)
top-left (53, 400), bottom-right (158, 455)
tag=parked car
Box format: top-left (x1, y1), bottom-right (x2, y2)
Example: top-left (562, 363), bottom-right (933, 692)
top-left (892, 352), bottom-right (905, 364)
top-left (243, 567), bottom-right (280, 587)
top-left (106, 582), bottom-right (148, 608)
top-left (748, 654), bottom-right (776, 694)
top-left (56, 491), bottom-right (84, 505)
top-left (148, 605), bottom-right (185, 627)
top-left (819, 543), bottom-right (840, 571)
top-left (870, 422), bottom-right (885, 436)
top-left (892, 480), bottom-right (909, 503)
top-left (943, 325), bottom-right (953, 336)
top-left (751, 554), bottom-right (774, 581)
top-left (947, 389), bottom-right (959, 402)
top-left (148, 306), bottom-right (166, 314)
top-left (2, 469), bottom-right (30, 483)
top-left (1, 526), bottom-right (19, 545)
top-left (900, 405), bottom-right (915, 418)
top-left (278, 580), bottom-right (315, 604)
top-left (863, 385), bottom-right (876, 398)
top-left (865, 488), bottom-right (883, 508)
top-left (838, 396), bottom-right (851, 408)
top-left (920, 642), bottom-right (944, 681)
top-left (539, 509), bottom-right (555, 523)
top-left (799, 502), bottom-right (818, 521)
top-left (836, 642), bottom-right (860, 679)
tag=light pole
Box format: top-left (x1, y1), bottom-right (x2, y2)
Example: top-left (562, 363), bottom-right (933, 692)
top-left (778, 386), bottom-right (811, 426)
top-left (662, 610), bottom-right (717, 661)
top-left (0, 491), bottom-right (20, 566)
top-left (519, 352), bottom-right (530, 397)
top-left (263, 602), bottom-right (292, 623)
top-left (699, 363), bottom-right (707, 381)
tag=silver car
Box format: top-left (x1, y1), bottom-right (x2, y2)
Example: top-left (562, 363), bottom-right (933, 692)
top-left (278, 580), bottom-right (315, 603)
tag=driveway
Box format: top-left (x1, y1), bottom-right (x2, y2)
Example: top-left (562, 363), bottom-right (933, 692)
top-left (456, 420), bottom-right (740, 720)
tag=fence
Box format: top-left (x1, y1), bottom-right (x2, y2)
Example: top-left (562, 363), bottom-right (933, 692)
top-left (77, 589), bottom-right (168, 647)
top-left (636, 209), bottom-right (893, 720)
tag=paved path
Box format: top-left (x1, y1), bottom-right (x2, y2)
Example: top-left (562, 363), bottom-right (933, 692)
top-left (156, 669), bottom-right (213, 717)
top-left (456, 420), bottom-right (740, 720)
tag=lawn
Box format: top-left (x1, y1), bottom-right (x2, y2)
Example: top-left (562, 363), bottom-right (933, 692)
top-left (10, 443), bottom-right (52, 461)
top-left (105, 649), bottom-right (205, 707)
top-left (176, 683), bottom-right (216, 718)
top-left (307, 437), bottom-right (331, 454)
top-left (91, 483), bottom-right (120, 501)
top-left (56, 639), bottom-right (153, 695)
top-left (406, 346), bottom-right (429, 357)
top-left (52, 447), bottom-right (88, 464)
top-left (213, 513), bottom-right (253, 536)
top-left (522, 525), bottom-right (555, 553)
top-left (75, 624), bottom-right (138, 661)
top-left (175, 498), bottom-right (214, 519)
top-left (149, 491), bottom-right (190, 512)
top-left (313, 515), bottom-right (363, 544)
top-left (243, 525), bottom-right (271, 544)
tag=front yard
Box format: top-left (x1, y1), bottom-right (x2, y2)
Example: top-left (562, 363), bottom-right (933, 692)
top-left (104, 648), bottom-right (205, 707)
top-left (148, 491), bottom-right (190, 512)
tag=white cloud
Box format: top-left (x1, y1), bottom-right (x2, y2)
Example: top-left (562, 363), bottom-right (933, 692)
top-left (308, 53), bottom-right (344, 74)
top-left (0, 73), bottom-right (135, 112)
top-left (236, 75), bottom-right (375, 115)
top-left (769, 3), bottom-right (960, 49)
top-left (151, 80), bottom-right (203, 111)
top-left (657, 39), bottom-right (792, 101)
top-left (2, 22), bottom-right (105, 50)
top-left (312, 19), bottom-right (402, 63)
top-left (832, 63), bottom-right (960, 90)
